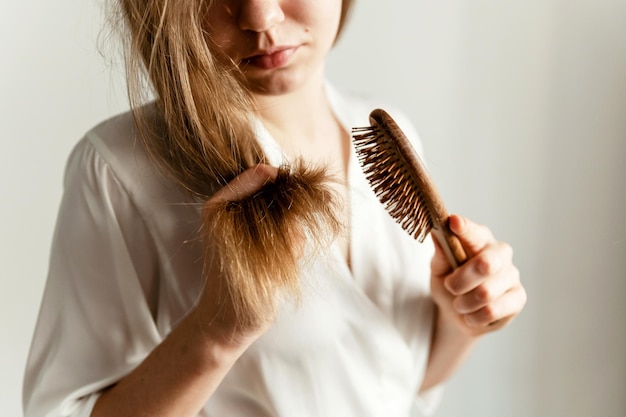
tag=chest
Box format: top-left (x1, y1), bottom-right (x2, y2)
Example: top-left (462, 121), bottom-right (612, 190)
top-left (301, 128), bottom-right (353, 265)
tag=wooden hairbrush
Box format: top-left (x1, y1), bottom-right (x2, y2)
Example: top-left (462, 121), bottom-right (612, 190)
top-left (352, 108), bottom-right (468, 269)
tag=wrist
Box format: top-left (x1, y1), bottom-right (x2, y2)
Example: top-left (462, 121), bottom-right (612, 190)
top-left (178, 307), bottom-right (255, 371)
top-left (420, 307), bottom-right (480, 392)
top-left (437, 302), bottom-right (487, 341)
top-left (431, 307), bottom-right (481, 362)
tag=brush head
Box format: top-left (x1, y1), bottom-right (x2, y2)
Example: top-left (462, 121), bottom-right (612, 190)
top-left (352, 108), bottom-right (450, 243)
top-left (352, 108), bottom-right (467, 268)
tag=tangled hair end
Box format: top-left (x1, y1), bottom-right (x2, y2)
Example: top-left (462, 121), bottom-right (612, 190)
top-left (201, 162), bottom-right (343, 328)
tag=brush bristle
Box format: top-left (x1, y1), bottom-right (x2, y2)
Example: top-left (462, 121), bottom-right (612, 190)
top-left (352, 123), bottom-right (433, 242)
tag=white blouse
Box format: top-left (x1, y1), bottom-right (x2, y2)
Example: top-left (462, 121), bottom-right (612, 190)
top-left (23, 84), bottom-right (442, 417)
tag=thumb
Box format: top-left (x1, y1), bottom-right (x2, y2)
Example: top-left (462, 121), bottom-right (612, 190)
top-left (448, 214), bottom-right (495, 257)
top-left (430, 214), bottom-right (495, 276)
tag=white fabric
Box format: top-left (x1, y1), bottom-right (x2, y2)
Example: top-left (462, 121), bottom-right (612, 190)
top-left (23, 84), bottom-right (443, 417)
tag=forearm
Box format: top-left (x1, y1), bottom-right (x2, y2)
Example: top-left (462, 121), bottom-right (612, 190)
top-left (419, 307), bottom-right (480, 393)
top-left (91, 308), bottom-right (248, 417)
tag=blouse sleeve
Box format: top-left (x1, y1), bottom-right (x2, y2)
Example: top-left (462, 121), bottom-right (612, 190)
top-left (23, 139), bottom-right (162, 417)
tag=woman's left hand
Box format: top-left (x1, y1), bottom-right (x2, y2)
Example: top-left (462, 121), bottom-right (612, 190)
top-left (430, 215), bottom-right (527, 337)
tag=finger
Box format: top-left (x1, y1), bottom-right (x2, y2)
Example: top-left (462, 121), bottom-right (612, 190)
top-left (463, 285), bottom-right (527, 328)
top-left (443, 240), bottom-right (513, 295)
top-left (448, 214), bottom-right (496, 258)
top-left (453, 263), bottom-right (520, 314)
top-left (209, 164), bottom-right (278, 204)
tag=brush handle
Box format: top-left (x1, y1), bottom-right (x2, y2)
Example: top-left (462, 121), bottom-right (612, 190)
top-left (431, 222), bottom-right (467, 269)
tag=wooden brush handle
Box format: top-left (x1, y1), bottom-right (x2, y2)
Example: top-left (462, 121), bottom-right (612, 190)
top-left (431, 222), bottom-right (467, 269)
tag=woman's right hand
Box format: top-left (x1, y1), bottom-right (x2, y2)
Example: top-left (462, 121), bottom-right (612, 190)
top-left (92, 164), bottom-right (281, 417)
top-left (191, 164), bottom-right (280, 350)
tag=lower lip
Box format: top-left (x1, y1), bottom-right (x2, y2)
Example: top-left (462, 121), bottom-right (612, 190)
top-left (244, 47), bottom-right (298, 70)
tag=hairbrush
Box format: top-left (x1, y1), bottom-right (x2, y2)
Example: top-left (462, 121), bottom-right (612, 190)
top-left (352, 108), bottom-right (467, 269)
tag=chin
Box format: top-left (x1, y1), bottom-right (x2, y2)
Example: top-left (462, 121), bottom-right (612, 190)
top-left (247, 79), bottom-right (300, 97)
top-left (245, 69), bottom-right (313, 97)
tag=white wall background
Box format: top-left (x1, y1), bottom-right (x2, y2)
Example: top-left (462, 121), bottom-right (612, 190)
top-left (2, 1), bottom-right (625, 416)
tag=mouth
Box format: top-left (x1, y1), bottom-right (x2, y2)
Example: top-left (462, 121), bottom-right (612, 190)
top-left (241, 46), bottom-right (299, 70)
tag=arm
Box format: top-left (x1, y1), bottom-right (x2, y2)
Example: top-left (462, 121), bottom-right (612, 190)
top-left (420, 215), bottom-right (527, 392)
top-left (419, 306), bottom-right (478, 393)
top-left (92, 165), bottom-right (279, 417)
top-left (91, 307), bottom-right (253, 417)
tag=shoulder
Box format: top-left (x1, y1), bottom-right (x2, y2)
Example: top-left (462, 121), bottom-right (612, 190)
top-left (66, 107), bottom-right (151, 190)
top-left (64, 105), bottom-right (191, 210)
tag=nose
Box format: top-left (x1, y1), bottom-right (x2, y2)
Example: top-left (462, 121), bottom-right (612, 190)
top-left (237, 0), bottom-right (285, 32)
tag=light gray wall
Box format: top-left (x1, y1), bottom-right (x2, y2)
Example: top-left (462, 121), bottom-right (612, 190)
top-left (328, 1), bottom-right (626, 416)
top-left (2, 1), bottom-right (625, 416)
top-left (1, 2), bottom-right (128, 416)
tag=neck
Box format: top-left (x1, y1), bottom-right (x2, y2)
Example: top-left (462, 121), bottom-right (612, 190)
top-left (251, 76), bottom-right (335, 153)
top-left (251, 75), bottom-right (352, 267)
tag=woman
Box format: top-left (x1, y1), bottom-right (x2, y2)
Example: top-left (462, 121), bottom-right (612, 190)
top-left (23, 1), bottom-right (527, 416)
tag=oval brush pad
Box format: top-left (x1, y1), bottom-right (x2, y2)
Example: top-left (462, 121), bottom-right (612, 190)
top-left (352, 108), bottom-right (467, 269)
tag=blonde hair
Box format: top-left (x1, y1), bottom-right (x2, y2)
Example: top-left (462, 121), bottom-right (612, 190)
top-left (115, 0), bottom-right (354, 327)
